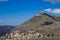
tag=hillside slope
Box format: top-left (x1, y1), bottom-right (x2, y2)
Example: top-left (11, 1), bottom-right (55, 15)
top-left (14, 12), bottom-right (60, 33)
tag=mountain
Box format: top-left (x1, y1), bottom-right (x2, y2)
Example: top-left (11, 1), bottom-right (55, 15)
top-left (0, 25), bottom-right (15, 36)
top-left (1, 12), bottom-right (60, 40)
top-left (15, 12), bottom-right (60, 32)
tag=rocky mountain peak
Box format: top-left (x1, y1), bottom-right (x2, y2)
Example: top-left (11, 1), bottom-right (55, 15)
top-left (36, 12), bottom-right (60, 21)
top-left (36, 12), bottom-right (46, 16)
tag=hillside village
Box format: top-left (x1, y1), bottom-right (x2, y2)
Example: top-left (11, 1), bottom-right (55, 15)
top-left (0, 30), bottom-right (55, 40)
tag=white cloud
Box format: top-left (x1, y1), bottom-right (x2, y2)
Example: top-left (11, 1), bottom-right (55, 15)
top-left (44, 8), bottom-right (60, 14)
top-left (53, 9), bottom-right (60, 13)
top-left (0, 0), bottom-right (8, 1)
top-left (43, 0), bottom-right (60, 4)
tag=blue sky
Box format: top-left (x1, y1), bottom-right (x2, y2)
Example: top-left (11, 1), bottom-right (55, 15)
top-left (0, 0), bottom-right (60, 25)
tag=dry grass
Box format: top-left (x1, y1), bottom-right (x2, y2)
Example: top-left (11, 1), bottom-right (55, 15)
top-left (3, 37), bottom-right (60, 40)
top-left (25, 38), bottom-right (60, 40)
